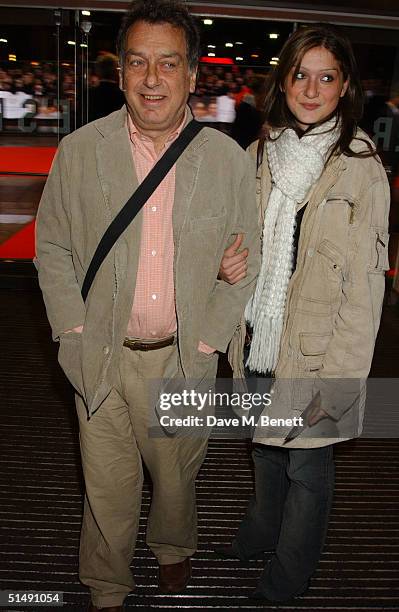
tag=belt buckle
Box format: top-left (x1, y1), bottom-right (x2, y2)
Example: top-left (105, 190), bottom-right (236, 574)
top-left (124, 338), bottom-right (140, 350)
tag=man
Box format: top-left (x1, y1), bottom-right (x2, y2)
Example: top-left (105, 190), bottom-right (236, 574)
top-left (35, 1), bottom-right (259, 610)
top-left (89, 53), bottom-right (125, 121)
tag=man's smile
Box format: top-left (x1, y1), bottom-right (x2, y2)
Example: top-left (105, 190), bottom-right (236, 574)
top-left (140, 93), bottom-right (166, 101)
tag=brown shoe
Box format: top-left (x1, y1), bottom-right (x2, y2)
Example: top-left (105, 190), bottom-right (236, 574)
top-left (87, 604), bottom-right (124, 611)
top-left (158, 558), bottom-right (192, 593)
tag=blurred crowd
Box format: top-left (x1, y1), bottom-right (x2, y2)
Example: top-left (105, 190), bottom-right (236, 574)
top-left (0, 63), bottom-right (76, 120)
top-left (0, 60), bottom-right (262, 109)
top-left (0, 63), bottom-right (75, 101)
top-left (0, 61), bottom-right (398, 169)
top-left (190, 65), bottom-right (266, 147)
top-left (195, 64), bottom-right (258, 101)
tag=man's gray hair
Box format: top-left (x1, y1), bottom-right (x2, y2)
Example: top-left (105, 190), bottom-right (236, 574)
top-left (116, 0), bottom-right (201, 72)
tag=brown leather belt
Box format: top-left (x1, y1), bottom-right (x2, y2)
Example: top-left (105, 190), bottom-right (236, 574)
top-left (123, 335), bottom-right (175, 351)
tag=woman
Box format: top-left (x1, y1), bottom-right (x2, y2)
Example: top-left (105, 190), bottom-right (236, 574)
top-left (218, 23), bottom-right (390, 603)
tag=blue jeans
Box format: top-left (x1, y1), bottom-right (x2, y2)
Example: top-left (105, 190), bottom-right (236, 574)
top-left (233, 443), bottom-right (335, 600)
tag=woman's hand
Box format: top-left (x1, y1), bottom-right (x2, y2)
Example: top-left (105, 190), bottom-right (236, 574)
top-left (218, 233), bottom-right (249, 284)
top-left (307, 392), bottom-right (330, 426)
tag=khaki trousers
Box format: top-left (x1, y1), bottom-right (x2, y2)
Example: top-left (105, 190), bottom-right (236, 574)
top-left (76, 343), bottom-right (213, 608)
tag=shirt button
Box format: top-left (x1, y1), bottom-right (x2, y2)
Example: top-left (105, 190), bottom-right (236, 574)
top-left (307, 248), bottom-right (314, 257)
top-left (103, 346), bottom-right (110, 355)
top-left (151, 294), bottom-right (157, 300)
top-left (152, 206), bottom-right (157, 212)
top-left (151, 250), bottom-right (157, 256)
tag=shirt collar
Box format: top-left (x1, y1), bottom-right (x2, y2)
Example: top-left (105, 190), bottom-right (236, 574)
top-left (127, 106), bottom-right (189, 147)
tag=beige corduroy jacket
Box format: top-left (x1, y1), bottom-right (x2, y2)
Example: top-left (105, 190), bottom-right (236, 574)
top-left (35, 106), bottom-right (260, 416)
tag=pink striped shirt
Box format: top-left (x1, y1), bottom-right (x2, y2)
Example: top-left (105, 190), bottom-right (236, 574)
top-left (126, 113), bottom-right (184, 340)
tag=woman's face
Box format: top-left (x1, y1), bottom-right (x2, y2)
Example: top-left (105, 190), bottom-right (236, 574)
top-left (283, 46), bottom-right (348, 130)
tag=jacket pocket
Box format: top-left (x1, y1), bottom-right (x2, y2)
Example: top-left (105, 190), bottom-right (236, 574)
top-left (299, 332), bottom-right (332, 372)
top-left (325, 196), bottom-right (356, 224)
top-left (368, 227), bottom-right (390, 273)
top-left (58, 332), bottom-right (84, 397)
top-left (317, 239), bottom-right (345, 279)
top-left (316, 239), bottom-right (346, 303)
top-left (299, 240), bottom-right (346, 307)
top-left (188, 210), bottom-right (226, 232)
top-left (317, 238), bottom-right (345, 278)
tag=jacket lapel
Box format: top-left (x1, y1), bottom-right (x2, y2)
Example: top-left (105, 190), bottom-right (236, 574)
top-left (95, 115), bottom-right (139, 224)
top-left (173, 127), bottom-right (208, 249)
top-left (94, 108), bottom-right (142, 307)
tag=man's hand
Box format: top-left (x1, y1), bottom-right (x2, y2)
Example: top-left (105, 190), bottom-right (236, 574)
top-left (218, 234), bottom-right (249, 284)
top-left (307, 392), bottom-right (329, 426)
top-left (63, 325), bottom-right (84, 334)
top-left (198, 340), bottom-right (216, 355)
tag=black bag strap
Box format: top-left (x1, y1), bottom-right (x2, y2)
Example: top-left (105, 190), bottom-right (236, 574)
top-left (81, 119), bottom-right (204, 302)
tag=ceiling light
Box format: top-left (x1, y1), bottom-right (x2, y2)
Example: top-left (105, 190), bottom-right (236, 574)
top-left (207, 44), bottom-right (216, 48)
top-left (67, 40), bottom-right (76, 45)
top-left (251, 54), bottom-right (259, 58)
top-left (270, 60), bottom-right (278, 65)
top-left (203, 19), bottom-right (213, 25)
top-left (208, 53), bottom-right (216, 57)
top-left (269, 33), bottom-right (279, 39)
top-left (82, 10), bottom-right (91, 16)
top-left (9, 54), bottom-right (16, 61)
top-left (236, 56), bottom-right (243, 61)
top-left (80, 43), bottom-right (88, 48)
top-left (225, 43), bottom-right (233, 48)
top-left (235, 42), bottom-right (243, 45)
top-left (0, 38), bottom-right (8, 43)
top-left (272, 57), bottom-right (279, 61)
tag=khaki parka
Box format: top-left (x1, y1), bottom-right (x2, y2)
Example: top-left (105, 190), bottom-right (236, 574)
top-left (228, 130), bottom-right (390, 448)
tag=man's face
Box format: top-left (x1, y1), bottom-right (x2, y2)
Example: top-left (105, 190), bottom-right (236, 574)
top-left (193, 101), bottom-right (206, 118)
top-left (121, 20), bottom-right (197, 143)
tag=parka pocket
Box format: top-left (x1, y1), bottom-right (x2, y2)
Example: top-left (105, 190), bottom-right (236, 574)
top-left (316, 239), bottom-right (346, 303)
top-left (368, 227), bottom-right (390, 274)
top-left (299, 332), bottom-right (332, 372)
top-left (317, 239), bottom-right (345, 280)
top-left (325, 196), bottom-right (356, 225)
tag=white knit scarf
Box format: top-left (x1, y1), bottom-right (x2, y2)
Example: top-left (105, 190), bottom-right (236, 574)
top-left (245, 119), bottom-right (340, 374)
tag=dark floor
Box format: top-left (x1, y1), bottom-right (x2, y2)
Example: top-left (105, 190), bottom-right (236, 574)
top-left (0, 289), bottom-right (398, 611)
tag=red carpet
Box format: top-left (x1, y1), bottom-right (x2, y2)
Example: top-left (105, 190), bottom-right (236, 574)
top-left (0, 220), bottom-right (36, 259)
top-left (0, 147), bottom-right (57, 174)
top-left (0, 146), bottom-right (56, 259)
